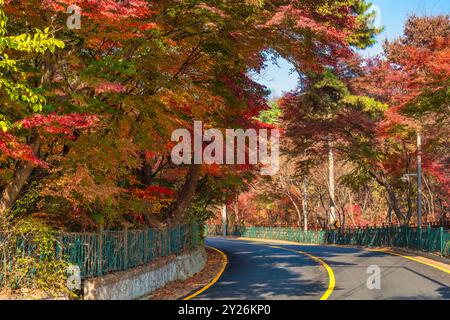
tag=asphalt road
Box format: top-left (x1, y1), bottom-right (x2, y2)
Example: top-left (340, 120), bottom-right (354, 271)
top-left (195, 238), bottom-right (450, 300)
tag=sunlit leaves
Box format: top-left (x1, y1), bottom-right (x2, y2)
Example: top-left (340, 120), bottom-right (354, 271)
top-left (0, 28), bottom-right (64, 54)
top-left (0, 0), bottom-right (382, 228)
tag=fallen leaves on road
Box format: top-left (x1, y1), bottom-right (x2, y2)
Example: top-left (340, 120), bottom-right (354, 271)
top-left (145, 247), bottom-right (224, 300)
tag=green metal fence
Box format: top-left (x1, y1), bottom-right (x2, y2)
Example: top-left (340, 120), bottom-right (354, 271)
top-left (206, 225), bottom-right (450, 257)
top-left (1, 223), bottom-right (202, 288)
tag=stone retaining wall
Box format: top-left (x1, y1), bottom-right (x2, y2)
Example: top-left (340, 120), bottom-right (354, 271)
top-left (83, 247), bottom-right (206, 300)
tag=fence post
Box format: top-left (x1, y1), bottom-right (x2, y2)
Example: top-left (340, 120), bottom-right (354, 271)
top-left (387, 225), bottom-right (390, 247)
top-left (168, 224), bottom-right (172, 255)
top-left (440, 227), bottom-right (444, 256)
top-left (405, 225), bottom-right (408, 248)
top-left (178, 225), bottom-right (182, 254)
top-left (418, 226), bottom-right (422, 251)
top-left (123, 229), bottom-right (128, 270)
top-left (57, 233), bottom-right (63, 260)
top-left (98, 227), bottom-right (103, 276)
top-left (395, 225), bottom-right (398, 247)
top-left (157, 228), bottom-right (161, 257)
top-left (144, 228), bottom-right (149, 264)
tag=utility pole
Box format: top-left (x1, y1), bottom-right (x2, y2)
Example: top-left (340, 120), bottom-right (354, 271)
top-left (417, 131), bottom-right (422, 227)
top-left (302, 178), bottom-right (308, 231)
top-left (400, 131), bottom-right (423, 227)
top-left (328, 138), bottom-right (336, 226)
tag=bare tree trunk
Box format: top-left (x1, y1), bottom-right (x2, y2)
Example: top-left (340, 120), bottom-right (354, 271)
top-left (387, 189), bottom-right (406, 223)
top-left (328, 139), bottom-right (336, 224)
top-left (369, 169), bottom-right (407, 224)
top-left (234, 196), bottom-right (239, 227)
top-left (349, 192), bottom-right (356, 227)
top-left (361, 189), bottom-right (369, 215)
top-left (139, 152), bottom-right (154, 185)
top-left (0, 135), bottom-right (41, 215)
top-left (388, 204), bottom-right (392, 225)
top-left (280, 177), bottom-right (302, 227)
top-left (168, 163), bottom-right (201, 222)
top-left (423, 175), bottom-right (434, 220)
top-left (302, 178), bottom-right (308, 231)
top-left (318, 192), bottom-right (328, 220)
top-left (285, 189), bottom-right (302, 228)
top-left (221, 203), bottom-right (227, 237)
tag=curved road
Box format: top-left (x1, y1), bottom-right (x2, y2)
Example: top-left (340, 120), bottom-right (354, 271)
top-left (194, 238), bottom-right (450, 300)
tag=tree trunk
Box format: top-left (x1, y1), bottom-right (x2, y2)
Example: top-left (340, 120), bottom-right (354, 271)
top-left (387, 189), bottom-right (406, 223)
top-left (349, 192), bottom-right (356, 227)
top-left (302, 178), bottom-right (308, 231)
top-left (221, 203), bottom-right (227, 237)
top-left (285, 190), bottom-right (302, 228)
top-left (0, 135), bottom-right (41, 215)
top-left (233, 197), bottom-right (239, 227)
top-left (388, 204), bottom-right (392, 225)
top-left (328, 139), bottom-right (336, 224)
top-left (423, 175), bottom-right (434, 221)
top-left (168, 163), bottom-right (201, 222)
top-left (139, 152), bottom-right (154, 185)
top-left (368, 170), bottom-right (407, 224)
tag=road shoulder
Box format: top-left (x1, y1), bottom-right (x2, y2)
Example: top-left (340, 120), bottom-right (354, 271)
top-left (143, 246), bottom-right (226, 300)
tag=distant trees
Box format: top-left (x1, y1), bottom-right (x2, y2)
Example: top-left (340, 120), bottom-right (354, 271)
top-left (280, 15), bottom-right (449, 226)
top-left (349, 15), bottom-right (450, 224)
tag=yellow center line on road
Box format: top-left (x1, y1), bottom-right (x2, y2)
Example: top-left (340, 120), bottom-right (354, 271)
top-left (184, 241), bottom-right (335, 300)
top-left (183, 245), bottom-right (228, 300)
top-left (200, 237), bottom-right (449, 301)
top-left (269, 245), bottom-right (335, 300)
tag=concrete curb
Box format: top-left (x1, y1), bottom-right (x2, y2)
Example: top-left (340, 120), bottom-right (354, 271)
top-left (388, 247), bottom-right (450, 265)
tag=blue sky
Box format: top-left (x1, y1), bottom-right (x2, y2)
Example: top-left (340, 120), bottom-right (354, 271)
top-left (252, 0), bottom-right (450, 97)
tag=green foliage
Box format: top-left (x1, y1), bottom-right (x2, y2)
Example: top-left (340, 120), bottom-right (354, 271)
top-left (11, 181), bottom-right (41, 217)
top-left (340, 95), bottom-right (388, 117)
top-left (187, 173), bottom-right (250, 223)
top-left (317, 70), bottom-right (387, 116)
top-left (0, 28), bottom-right (64, 54)
top-left (187, 175), bottom-right (226, 223)
top-left (346, 0), bottom-right (384, 48)
top-left (0, 3), bottom-right (63, 121)
top-left (257, 100), bottom-right (282, 124)
top-left (0, 218), bottom-right (75, 298)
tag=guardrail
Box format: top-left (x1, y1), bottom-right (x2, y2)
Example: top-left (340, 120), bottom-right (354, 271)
top-left (1, 223), bottom-right (202, 289)
top-left (206, 225), bottom-right (450, 257)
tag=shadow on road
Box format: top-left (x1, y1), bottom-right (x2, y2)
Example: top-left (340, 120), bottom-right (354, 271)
top-left (200, 239), bottom-right (328, 300)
